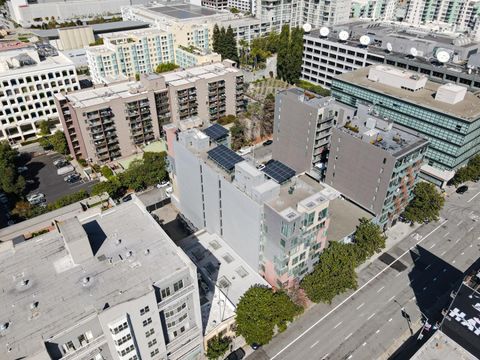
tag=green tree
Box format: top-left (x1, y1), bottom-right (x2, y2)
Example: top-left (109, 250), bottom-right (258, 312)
top-left (353, 218), bottom-right (386, 265)
top-left (38, 136), bottom-right (53, 150)
top-left (91, 179), bottom-right (123, 199)
top-left (205, 335), bottom-right (232, 360)
top-left (286, 27), bottom-right (304, 84)
top-left (261, 93), bottom-right (275, 137)
top-left (212, 24), bottom-right (220, 53)
top-left (277, 25), bottom-right (290, 81)
top-left (48, 190), bottom-right (89, 210)
top-left (100, 165), bottom-right (114, 179)
top-left (38, 120), bottom-right (53, 135)
top-left (230, 119), bottom-right (246, 151)
top-left (236, 285), bottom-right (303, 345)
top-left (0, 141), bottom-right (26, 195)
top-left (301, 242), bottom-right (358, 304)
top-left (225, 26), bottom-right (239, 63)
top-left (450, 154), bottom-right (480, 185)
top-left (155, 62), bottom-right (179, 74)
top-left (50, 131), bottom-right (68, 155)
top-left (404, 182), bottom-right (445, 223)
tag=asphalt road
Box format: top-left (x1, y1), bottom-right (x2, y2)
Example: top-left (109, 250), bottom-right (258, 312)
top-left (249, 182), bottom-right (480, 360)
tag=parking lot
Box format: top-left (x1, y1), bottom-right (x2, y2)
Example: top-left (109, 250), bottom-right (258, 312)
top-left (25, 153), bottom-right (98, 204)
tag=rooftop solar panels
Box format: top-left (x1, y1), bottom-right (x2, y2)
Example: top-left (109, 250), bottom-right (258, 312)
top-left (262, 160), bottom-right (295, 184)
top-left (207, 145), bottom-right (244, 172)
top-left (204, 123), bottom-right (229, 141)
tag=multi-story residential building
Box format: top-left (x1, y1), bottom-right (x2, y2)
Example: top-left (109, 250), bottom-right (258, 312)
top-left (350, 0), bottom-right (397, 20)
top-left (202, 0), bottom-right (229, 10)
top-left (331, 65), bottom-right (480, 182)
top-left (301, 21), bottom-right (480, 89)
top-left (7, 0), bottom-right (152, 27)
top-left (220, 17), bottom-right (270, 45)
top-left (0, 44), bottom-right (79, 144)
top-left (324, 103), bottom-right (429, 229)
top-left (170, 127), bottom-right (332, 289)
top-left (227, 0), bottom-right (255, 13)
top-left (0, 198), bottom-right (204, 360)
top-left (56, 60), bottom-right (244, 163)
top-left (175, 46), bottom-right (222, 69)
top-left (86, 29), bottom-right (175, 84)
top-left (272, 88), bottom-right (337, 180)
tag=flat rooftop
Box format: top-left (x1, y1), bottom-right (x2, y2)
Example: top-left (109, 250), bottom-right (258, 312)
top-left (411, 330), bottom-right (477, 360)
top-left (327, 197), bottom-right (373, 242)
top-left (0, 48), bottom-right (74, 76)
top-left (280, 87), bottom-right (335, 109)
top-left (0, 200), bottom-right (188, 359)
top-left (147, 3), bottom-right (220, 19)
top-left (335, 66), bottom-right (480, 121)
top-left (159, 62), bottom-right (240, 87)
top-left (57, 81), bottom-right (148, 108)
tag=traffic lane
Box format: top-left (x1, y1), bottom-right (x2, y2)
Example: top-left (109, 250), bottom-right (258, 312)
top-left (26, 153), bottom-right (97, 204)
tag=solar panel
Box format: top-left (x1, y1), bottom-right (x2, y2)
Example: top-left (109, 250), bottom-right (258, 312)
top-left (262, 160), bottom-right (295, 184)
top-left (207, 145), bottom-right (244, 171)
top-left (203, 123), bottom-right (228, 141)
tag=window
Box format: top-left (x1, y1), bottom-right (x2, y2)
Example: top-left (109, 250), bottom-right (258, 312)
top-left (119, 345), bottom-right (135, 356)
top-left (111, 321), bottom-right (128, 334)
top-left (161, 287), bottom-right (171, 299)
top-left (140, 306), bottom-right (150, 315)
top-left (148, 339), bottom-right (157, 347)
top-left (143, 318), bottom-right (152, 327)
top-left (150, 348), bottom-right (159, 357)
top-left (115, 334), bottom-right (132, 346)
top-left (145, 328), bottom-right (155, 337)
top-left (173, 280), bottom-right (184, 292)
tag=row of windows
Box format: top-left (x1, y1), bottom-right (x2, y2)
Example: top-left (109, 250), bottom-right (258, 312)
top-left (165, 302), bottom-right (187, 318)
top-left (0, 70), bottom-right (75, 88)
top-left (111, 321), bottom-right (128, 335)
top-left (160, 279), bottom-right (184, 300)
top-left (115, 333), bottom-right (132, 346)
top-left (118, 345), bottom-right (135, 356)
top-left (166, 313), bottom-right (188, 328)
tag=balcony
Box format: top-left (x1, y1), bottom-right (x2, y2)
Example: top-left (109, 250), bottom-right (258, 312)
top-left (60, 335), bottom-right (107, 360)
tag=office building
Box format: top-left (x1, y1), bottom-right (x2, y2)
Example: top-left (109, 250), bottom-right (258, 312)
top-left (56, 60), bottom-right (244, 163)
top-left (324, 103), bottom-right (428, 229)
top-left (86, 29), bottom-right (176, 84)
top-left (331, 65), bottom-right (480, 179)
top-left (0, 44), bottom-right (79, 144)
top-left (170, 127), bottom-right (333, 289)
top-left (272, 88), bottom-right (337, 180)
top-left (8, 0), bottom-right (152, 27)
top-left (301, 21), bottom-right (480, 90)
top-left (0, 199), bottom-right (204, 360)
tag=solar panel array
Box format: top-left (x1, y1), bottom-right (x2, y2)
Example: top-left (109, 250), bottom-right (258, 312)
top-left (207, 145), bottom-right (244, 171)
top-left (262, 160), bottom-right (296, 184)
top-left (203, 123), bottom-right (228, 141)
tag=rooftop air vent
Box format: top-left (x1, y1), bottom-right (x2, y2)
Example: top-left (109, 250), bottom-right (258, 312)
top-left (82, 277), bottom-right (91, 286)
top-left (0, 322), bottom-right (10, 331)
top-left (30, 301), bottom-right (39, 310)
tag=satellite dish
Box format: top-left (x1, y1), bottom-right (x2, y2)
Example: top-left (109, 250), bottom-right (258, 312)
top-left (302, 23), bottom-right (312, 33)
top-left (410, 47), bottom-right (418, 57)
top-left (359, 35), bottom-right (371, 46)
top-left (339, 30), bottom-right (349, 41)
top-left (436, 50), bottom-right (450, 63)
top-left (386, 42), bottom-right (393, 52)
top-left (319, 26), bottom-right (330, 37)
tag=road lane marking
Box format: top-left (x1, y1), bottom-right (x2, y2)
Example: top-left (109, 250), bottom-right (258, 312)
top-left (429, 243), bottom-right (436, 249)
top-left (457, 220), bottom-right (464, 226)
top-left (443, 268), bottom-right (447, 272)
top-left (321, 354), bottom-right (329, 359)
top-left (468, 227), bottom-right (474, 232)
top-left (377, 286), bottom-right (385, 293)
top-left (388, 296), bottom-right (395, 302)
top-left (356, 303), bottom-right (364, 310)
top-left (453, 260), bottom-right (456, 264)
top-left (425, 264), bottom-right (431, 270)
top-left (467, 191), bottom-right (480, 203)
top-left (367, 313), bottom-right (376, 320)
top-left (348, 355), bottom-right (353, 360)
top-left (345, 333), bottom-right (353, 340)
top-left (388, 318), bottom-right (393, 322)
top-left (470, 210), bottom-right (475, 215)
top-left (376, 329), bottom-right (380, 334)
top-left (441, 251), bottom-right (447, 256)
top-left (334, 321), bottom-right (343, 329)
top-left (410, 296), bottom-right (415, 301)
top-left (455, 239), bottom-right (460, 243)
top-left (443, 232), bottom-right (450, 238)
top-left (310, 341), bottom-right (319, 348)
top-left (461, 252), bottom-right (465, 255)
top-left (395, 272), bottom-right (402, 277)
top-left (423, 286), bottom-right (428, 291)
top-left (433, 277), bottom-right (437, 281)
top-left (270, 220), bottom-right (448, 360)
top-left (362, 342), bottom-right (367, 346)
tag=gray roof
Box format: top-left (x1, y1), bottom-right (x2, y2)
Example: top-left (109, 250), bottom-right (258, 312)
top-left (147, 3), bottom-right (221, 19)
top-left (0, 200), bottom-right (189, 359)
top-left (327, 197), bottom-right (373, 242)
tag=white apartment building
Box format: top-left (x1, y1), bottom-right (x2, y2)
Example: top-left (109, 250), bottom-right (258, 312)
top-left (86, 29), bottom-right (175, 84)
top-left (0, 44), bottom-right (79, 144)
top-left (351, 0), bottom-right (397, 20)
top-left (227, 0), bottom-right (255, 13)
top-left (0, 199), bottom-right (204, 360)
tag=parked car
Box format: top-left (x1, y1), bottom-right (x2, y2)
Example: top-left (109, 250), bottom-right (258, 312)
top-left (251, 343), bottom-right (261, 350)
top-left (27, 193), bottom-right (45, 205)
top-left (263, 139), bottom-right (273, 146)
top-left (64, 173), bottom-right (81, 183)
top-left (257, 164), bottom-right (266, 171)
top-left (122, 194), bottom-right (133, 202)
top-left (237, 147), bottom-right (252, 156)
top-left (17, 165), bottom-right (28, 173)
top-left (53, 158), bottom-right (68, 168)
top-left (57, 165), bottom-right (75, 176)
top-left (226, 348), bottom-right (246, 360)
top-left (156, 180), bottom-right (170, 189)
top-left (456, 185), bottom-right (469, 194)
top-left (165, 186), bottom-right (173, 198)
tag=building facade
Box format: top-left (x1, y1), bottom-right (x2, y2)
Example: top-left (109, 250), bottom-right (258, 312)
top-left (170, 127), bottom-right (332, 289)
top-left (331, 65), bottom-right (480, 173)
top-left (175, 47), bottom-right (222, 69)
top-left (86, 29), bottom-right (175, 84)
top-left (301, 21), bottom-right (480, 89)
top-left (0, 44), bottom-right (79, 144)
top-left (272, 88), bottom-right (336, 179)
top-left (56, 61), bottom-right (244, 163)
top-left (324, 103), bottom-right (429, 229)
top-left (0, 199), bottom-right (204, 360)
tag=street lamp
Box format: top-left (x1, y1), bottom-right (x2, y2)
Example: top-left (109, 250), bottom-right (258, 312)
top-left (394, 300), bottom-right (413, 335)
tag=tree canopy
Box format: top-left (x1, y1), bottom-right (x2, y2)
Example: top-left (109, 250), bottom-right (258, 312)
top-left (235, 285), bottom-right (303, 345)
top-left (155, 62), bottom-right (179, 74)
top-left (0, 141), bottom-right (26, 196)
top-left (353, 218), bottom-right (386, 265)
top-left (277, 26), bottom-right (304, 84)
top-left (403, 182), bottom-right (445, 223)
top-left (301, 242), bottom-right (358, 304)
top-left (206, 335), bottom-right (232, 360)
top-left (450, 155), bottom-right (480, 186)
top-left (212, 25), bottom-right (239, 63)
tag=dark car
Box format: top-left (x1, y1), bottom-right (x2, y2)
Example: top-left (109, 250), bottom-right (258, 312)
top-left (122, 194), bottom-right (133, 202)
top-left (263, 139), bottom-right (273, 146)
top-left (251, 343), bottom-right (261, 350)
top-left (456, 185), bottom-right (469, 194)
top-left (226, 348), bottom-right (246, 360)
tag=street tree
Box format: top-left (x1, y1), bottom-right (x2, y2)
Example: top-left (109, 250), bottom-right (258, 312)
top-left (38, 120), bottom-right (53, 135)
top-left (403, 182), bottom-right (445, 224)
top-left (205, 335), bottom-right (232, 360)
top-left (50, 131), bottom-right (68, 155)
top-left (91, 179), bottom-right (124, 199)
top-left (301, 242), bottom-right (358, 304)
top-left (0, 141), bottom-right (26, 195)
top-left (353, 218), bottom-right (386, 264)
top-left (236, 285), bottom-right (303, 345)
